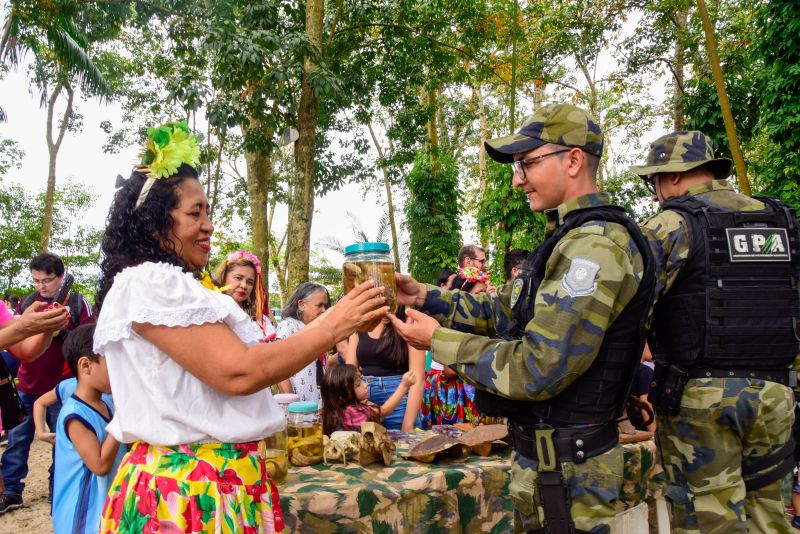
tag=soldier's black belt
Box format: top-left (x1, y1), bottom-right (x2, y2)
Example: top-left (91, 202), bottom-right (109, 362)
top-left (508, 422), bottom-right (618, 468)
top-left (687, 368), bottom-right (796, 387)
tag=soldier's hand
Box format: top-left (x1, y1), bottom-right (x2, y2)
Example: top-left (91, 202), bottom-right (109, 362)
top-left (388, 308), bottom-right (439, 350)
top-left (394, 273), bottom-right (428, 307)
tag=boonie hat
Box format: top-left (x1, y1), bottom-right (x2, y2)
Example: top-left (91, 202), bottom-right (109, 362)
top-left (484, 103), bottom-right (604, 164)
top-left (630, 130), bottom-right (732, 180)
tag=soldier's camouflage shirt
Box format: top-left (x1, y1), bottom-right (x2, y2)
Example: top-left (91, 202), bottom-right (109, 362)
top-left (641, 179), bottom-right (800, 373)
top-left (423, 192), bottom-right (645, 402)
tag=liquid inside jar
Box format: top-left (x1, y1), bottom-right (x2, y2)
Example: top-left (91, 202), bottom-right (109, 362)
top-left (288, 422), bottom-right (324, 460)
top-left (263, 448), bottom-right (288, 483)
top-left (343, 260), bottom-right (397, 313)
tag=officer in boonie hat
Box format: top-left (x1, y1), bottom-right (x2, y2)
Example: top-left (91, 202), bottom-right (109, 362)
top-left (636, 128), bottom-right (800, 532)
top-left (630, 130), bottom-right (732, 181)
top-left (484, 103), bottom-right (604, 163)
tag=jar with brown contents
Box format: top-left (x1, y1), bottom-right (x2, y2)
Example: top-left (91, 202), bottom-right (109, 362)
top-left (343, 242), bottom-right (397, 314)
top-left (287, 401), bottom-right (324, 466)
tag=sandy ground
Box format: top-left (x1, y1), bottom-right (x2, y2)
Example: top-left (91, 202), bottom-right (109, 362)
top-left (0, 439), bottom-right (54, 534)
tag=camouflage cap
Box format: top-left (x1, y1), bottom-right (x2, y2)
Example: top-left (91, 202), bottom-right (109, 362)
top-left (630, 130), bottom-right (732, 180)
top-left (484, 103), bottom-right (604, 164)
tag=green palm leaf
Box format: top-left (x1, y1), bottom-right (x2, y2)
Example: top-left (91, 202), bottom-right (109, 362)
top-left (45, 25), bottom-right (109, 97)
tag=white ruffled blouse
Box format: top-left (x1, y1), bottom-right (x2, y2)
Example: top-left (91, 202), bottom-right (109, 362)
top-left (94, 262), bottom-right (284, 445)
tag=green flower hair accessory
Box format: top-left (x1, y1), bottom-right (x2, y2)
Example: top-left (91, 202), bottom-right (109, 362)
top-left (134, 120), bottom-right (202, 209)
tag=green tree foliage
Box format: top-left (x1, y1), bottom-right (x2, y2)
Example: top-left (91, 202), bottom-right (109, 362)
top-left (750, 0), bottom-right (800, 209)
top-left (405, 151), bottom-right (461, 284)
top-left (0, 178), bottom-right (101, 295)
top-left (477, 161), bottom-right (545, 283)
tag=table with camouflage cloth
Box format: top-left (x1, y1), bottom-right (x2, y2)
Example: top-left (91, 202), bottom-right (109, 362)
top-left (278, 439), bottom-right (664, 533)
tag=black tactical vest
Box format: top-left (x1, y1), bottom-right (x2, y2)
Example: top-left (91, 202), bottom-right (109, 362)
top-left (648, 195), bottom-right (800, 370)
top-left (476, 205), bottom-right (656, 426)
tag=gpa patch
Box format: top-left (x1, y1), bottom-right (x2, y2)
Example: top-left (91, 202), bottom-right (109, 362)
top-left (726, 228), bottom-right (791, 262)
top-left (562, 257), bottom-right (600, 297)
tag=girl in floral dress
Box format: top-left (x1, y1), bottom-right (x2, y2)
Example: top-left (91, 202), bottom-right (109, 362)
top-left (93, 121), bottom-right (386, 533)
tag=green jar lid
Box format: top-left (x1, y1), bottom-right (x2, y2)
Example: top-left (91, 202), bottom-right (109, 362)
top-left (344, 242), bottom-right (390, 255)
top-left (287, 401), bottom-right (319, 413)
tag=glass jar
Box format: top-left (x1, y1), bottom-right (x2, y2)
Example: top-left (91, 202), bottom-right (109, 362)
top-left (287, 401), bottom-right (324, 465)
top-left (343, 242), bottom-right (397, 313)
top-left (273, 393), bottom-right (300, 418)
top-left (264, 397), bottom-right (295, 484)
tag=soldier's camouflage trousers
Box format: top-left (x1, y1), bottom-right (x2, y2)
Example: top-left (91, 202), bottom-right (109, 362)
top-left (509, 446), bottom-right (622, 533)
top-left (657, 377), bottom-right (794, 534)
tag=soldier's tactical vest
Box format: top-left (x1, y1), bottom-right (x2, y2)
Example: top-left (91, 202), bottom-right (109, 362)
top-left (648, 195), bottom-right (800, 370)
top-left (476, 205), bottom-right (655, 426)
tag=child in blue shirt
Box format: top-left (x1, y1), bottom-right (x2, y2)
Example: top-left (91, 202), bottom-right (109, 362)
top-left (51, 324), bottom-right (124, 534)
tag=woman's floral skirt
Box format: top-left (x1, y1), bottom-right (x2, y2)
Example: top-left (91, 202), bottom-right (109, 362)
top-left (100, 440), bottom-right (284, 533)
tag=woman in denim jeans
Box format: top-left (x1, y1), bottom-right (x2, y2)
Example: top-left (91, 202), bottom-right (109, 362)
top-left (344, 306), bottom-right (425, 431)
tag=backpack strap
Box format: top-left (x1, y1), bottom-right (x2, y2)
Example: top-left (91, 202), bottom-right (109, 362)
top-left (67, 292), bottom-right (84, 328)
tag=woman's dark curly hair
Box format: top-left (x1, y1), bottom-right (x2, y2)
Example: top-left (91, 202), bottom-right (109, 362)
top-left (95, 164), bottom-right (199, 311)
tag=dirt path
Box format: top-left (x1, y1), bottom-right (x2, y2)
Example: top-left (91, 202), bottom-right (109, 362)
top-left (0, 439), bottom-right (54, 533)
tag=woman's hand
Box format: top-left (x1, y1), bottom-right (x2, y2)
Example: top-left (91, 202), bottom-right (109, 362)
top-left (18, 301), bottom-right (69, 336)
top-left (316, 280), bottom-right (388, 341)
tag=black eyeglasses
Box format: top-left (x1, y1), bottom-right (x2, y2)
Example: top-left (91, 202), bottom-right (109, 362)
top-left (643, 174), bottom-right (659, 195)
top-left (511, 149), bottom-right (571, 179)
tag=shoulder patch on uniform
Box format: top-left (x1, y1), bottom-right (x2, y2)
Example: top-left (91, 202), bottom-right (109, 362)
top-left (561, 257), bottom-right (599, 297)
top-left (510, 277), bottom-right (524, 308)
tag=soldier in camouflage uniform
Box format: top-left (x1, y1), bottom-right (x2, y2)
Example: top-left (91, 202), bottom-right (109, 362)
top-left (632, 130), bottom-right (800, 533)
top-left (390, 103), bottom-right (656, 534)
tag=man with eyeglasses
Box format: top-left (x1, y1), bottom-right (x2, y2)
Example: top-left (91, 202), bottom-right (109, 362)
top-left (0, 253), bottom-right (93, 514)
top-left (390, 103), bottom-right (655, 533)
top-left (457, 245), bottom-right (488, 271)
top-left (633, 130), bottom-right (800, 533)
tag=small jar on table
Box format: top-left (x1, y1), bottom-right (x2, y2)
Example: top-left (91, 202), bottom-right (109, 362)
top-left (287, 401), bottom-right (324, 465)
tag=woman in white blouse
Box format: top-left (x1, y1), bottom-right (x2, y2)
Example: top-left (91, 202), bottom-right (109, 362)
top-left (93, 126), bottom-right (385, 533)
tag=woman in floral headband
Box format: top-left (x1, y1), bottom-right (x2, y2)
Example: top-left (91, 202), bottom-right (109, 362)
top-left (93, 121), bottom-right (386, 533)
top-left (213, 250), bottom-right (277, 338)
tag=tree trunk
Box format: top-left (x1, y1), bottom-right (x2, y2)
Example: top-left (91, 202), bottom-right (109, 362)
top-left (286, 0), bottom-right (324, 292)
top-left (242, 117), bottom-right (273, 290)
top-left (209, 133), bottom-right (225, 219)
top-left (695, 0), bottom-right (751, 195)
top-left (420, 86), bottom-right (440, 158)
top-left (509, 0), bottom-right (518, 132)
top-left (474, 85), bottom-right (489, 250)
top-left (367, 121), bottom-right (401, 271)
top-left (41, 81), bottom-right (74, 252)
top-left (576, 56), bottom-right (603, 189)
top-left (672, 10), bottom-right (687, 130)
